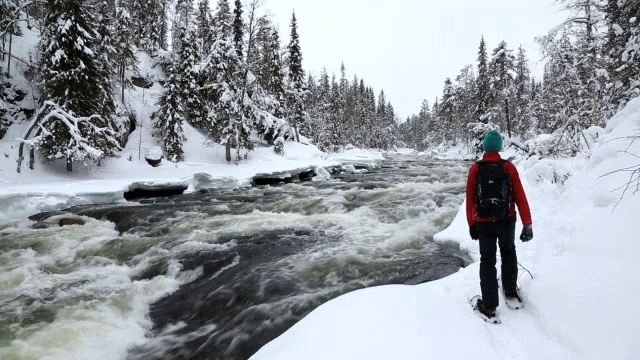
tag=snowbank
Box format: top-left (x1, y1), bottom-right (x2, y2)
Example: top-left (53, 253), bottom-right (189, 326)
top-left (0, 123), bottom-right (383, 220)
top-left (251, 99), bottom-right (640, 360)
top-left (1, 110), bottom-right (385, 221)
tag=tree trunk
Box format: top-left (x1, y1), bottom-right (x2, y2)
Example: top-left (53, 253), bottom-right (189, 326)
top-left (225, 140), bottom-right (232, 163)
top-left (294, 124), bottom-right (300, 143)
top-left (17, 107), bottom-right (46, 173)
top-left (66, 157), bottom-right (73, 172)
top-left (505, 98), bottom-right (512, 138)
top-left (235, 128), bottom-right (240, 164)
top-left (121, 63), bottom-right (125, 103)
top-left (7, 32), bottom-right (12, 76)
top-left (29, 146), bottom-right (35, 170)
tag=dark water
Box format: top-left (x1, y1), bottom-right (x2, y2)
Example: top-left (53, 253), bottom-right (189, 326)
top-left (0, 155), bottom-right (469, 360)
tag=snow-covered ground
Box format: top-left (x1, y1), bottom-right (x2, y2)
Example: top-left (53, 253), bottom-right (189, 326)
top-left (1, 112), bottom-right (384, 221)
top-left (251, 99), bottom-right (640, 360)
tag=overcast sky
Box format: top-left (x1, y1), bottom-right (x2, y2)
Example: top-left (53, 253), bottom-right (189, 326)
top-left (262, 0), bottom-right (567, 119)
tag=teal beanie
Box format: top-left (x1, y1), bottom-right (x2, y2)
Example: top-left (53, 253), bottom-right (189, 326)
top-left (483, 130), bottom-right (503, 152)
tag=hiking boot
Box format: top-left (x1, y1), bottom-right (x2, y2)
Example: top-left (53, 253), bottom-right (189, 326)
top-left (504, 288), bottom-right (521, 301)
top-left (476, 299), bottom-right (496, 318)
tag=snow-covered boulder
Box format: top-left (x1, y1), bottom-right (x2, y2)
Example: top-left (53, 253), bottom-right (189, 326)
top-left (145, 146), bottom-right (163, 167)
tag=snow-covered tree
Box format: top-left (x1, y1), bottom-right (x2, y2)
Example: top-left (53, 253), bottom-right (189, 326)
top-left (38, 0), bottom-right (120, 171)
top-left (203, 25), bottom-right (252, 162)
top-left (173, 0), bottom-right (193, 50)
top-left (212, 0), bottom-right (231, 40)
top-left (113, 6), bottom-right (138, 103)
top-left (476, 36), bottom-right (490, 123)
top-left (153, 64), bottom-right (186, 162)
top-left (488, 40), bottom-right (516, 137)
top-left (514, 46), bottom-right (532, 137)
top-left (176, 26), bottom-right (206, 127)
top-left (605, 0), bottom-right (640, 113)
top-left (439, 77), bottom-right (456, 141)
top-left (232, 0), bottom-right (243, 57)
top-left (196, 0), bottom-right (213, 56)
top-left (286, 11), bottom-right (306, 142)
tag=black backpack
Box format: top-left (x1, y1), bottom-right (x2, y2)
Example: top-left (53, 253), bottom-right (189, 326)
top-left (474, 160), bottom-right (513, 221)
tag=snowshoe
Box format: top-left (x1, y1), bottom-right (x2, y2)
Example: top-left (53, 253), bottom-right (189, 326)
top-left (503, 290), bottom-right (524, 310)
top-left (469, 296), bottom-right (501, 324)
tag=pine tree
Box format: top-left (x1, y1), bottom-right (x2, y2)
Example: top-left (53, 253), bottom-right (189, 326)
top-left (153, 64), bottom-right (186, 162)
top-left (286, 11), bottom-right (306, 142)
top-left (476, 36), bottom-right (490, 123)
top-left (488, 40), bottom-right (516, 137)
top-left (38, 0), bottom-right (119, 171)
top-left (232, 0), bottom-right (243, 57)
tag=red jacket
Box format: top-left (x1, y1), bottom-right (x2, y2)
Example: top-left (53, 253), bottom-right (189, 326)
top-left (466, 152), bottom-right (532, 227)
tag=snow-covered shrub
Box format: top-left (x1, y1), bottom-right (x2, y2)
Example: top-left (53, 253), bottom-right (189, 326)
top-left (524, 158), bottom-right (572, 185)
top-left (274, 137), bottom-right (284, 155)
top-left (523, 126), bottom-right (604, 159)
top-left (467, 122), bottom-right (499, 155)
top-left (577, 126), bottom-right (604, 152)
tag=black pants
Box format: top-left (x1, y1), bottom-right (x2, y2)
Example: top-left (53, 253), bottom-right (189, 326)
top-left (477, 218), bottom-right (517, 309)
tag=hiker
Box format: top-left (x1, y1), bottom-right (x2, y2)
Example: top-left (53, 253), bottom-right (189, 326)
top-left (467, 130), bottom-right (533, 320)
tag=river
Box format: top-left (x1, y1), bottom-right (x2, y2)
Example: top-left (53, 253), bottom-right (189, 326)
top-left (0, 154), bottom-right (470, 360)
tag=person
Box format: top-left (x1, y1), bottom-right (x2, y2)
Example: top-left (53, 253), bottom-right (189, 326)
top-left (466, 130), bottom-right (533, 320)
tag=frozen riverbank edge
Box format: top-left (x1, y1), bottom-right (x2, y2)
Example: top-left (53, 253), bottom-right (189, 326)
top-left (0, 147), bottom-right (384, 221)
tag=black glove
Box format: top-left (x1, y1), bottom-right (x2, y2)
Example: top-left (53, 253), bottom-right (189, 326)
top-left (470, 225), bottom-right (479, 240)
top-left (520, 225), bottom-right (533, 242)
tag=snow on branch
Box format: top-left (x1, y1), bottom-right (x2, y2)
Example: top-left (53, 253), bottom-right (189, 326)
top-left (25, 101), bottom-right (120, 162)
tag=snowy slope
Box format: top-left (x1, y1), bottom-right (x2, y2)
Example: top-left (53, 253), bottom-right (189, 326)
top-left (251, 99), bottom-right (640, 360)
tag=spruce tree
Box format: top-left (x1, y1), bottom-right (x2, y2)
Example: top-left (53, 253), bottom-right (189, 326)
top-left (203, 16), bottom-right (253, 162)
top-left (113, 6), bottom-right (138, 103)
top-left (196, 0), bottom-right (213, 56)
top-left (440, 78), bottom-right (456, 141)
top-left (267, 28), bottom-right (285, 118)
top-left (605, 0), bottom-right (640, 113)
top-left (177, 26), bottom-right (206, 127)
top-left (488, 40), bottom-right (516, 137)
top-left (232, 0), bottom-right (243, 57)
top-left (514, 46), bottom-right (532, 137)
top-left (286, 11), bottom-right (306, 142)
top-left (153, 64), bottom-right (186, 162)
top-left (212, 0), bottom-right (231, 40)
top-left (173, 0), bottom-right (193, 50)
top-left (128, 0), bottom-right (166, 51)
top-left (476, 36), bottom-right (490, 123)
top-left (38, 0), bottom-right (119, 171)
